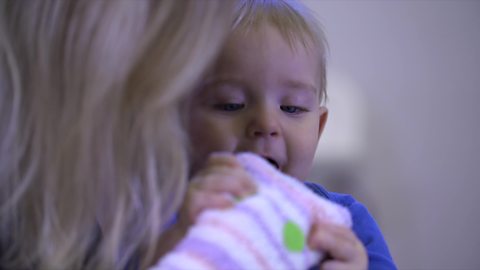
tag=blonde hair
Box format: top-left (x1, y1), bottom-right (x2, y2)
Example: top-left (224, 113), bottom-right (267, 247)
top-left (0, 0), bottom-right (233, 269)
top-left (233, 0), bottom-right (328, 103)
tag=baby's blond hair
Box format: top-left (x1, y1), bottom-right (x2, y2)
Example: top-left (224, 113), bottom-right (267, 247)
top-left (0, 0), bottom-right (232, 269)
top-left (233, 0), bottom-right (328, 103)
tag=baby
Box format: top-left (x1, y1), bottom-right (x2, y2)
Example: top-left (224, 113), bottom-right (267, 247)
top-left (155, 0), bottom-right (396, 269)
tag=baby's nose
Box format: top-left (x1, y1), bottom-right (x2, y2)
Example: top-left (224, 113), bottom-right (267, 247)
top-left (246, 109), bottom-right (280, 138)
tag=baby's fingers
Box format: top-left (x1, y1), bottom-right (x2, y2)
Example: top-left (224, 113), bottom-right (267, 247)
top-left (320, 261), bottom-right (355, 270)
top-left (309, 222), bottom-right (357, 260)
top-left (187, 190), bottom-right (234, 219)
top-left (204, 152), bottom-right (240, 168)
top-left (193, 153), bottom-right (257, 197)
top-left (308, 222), bottom-right (367, 270)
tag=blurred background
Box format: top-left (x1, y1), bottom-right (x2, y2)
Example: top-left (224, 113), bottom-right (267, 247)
top-left (303, 1), bottom-right (480, 269)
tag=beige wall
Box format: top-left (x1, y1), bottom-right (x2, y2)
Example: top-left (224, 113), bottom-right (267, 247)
top-left (303, 1), bottom-right (480, 269)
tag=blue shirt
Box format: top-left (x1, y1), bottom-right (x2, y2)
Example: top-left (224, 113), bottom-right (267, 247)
top-left (305, 182), bottom-right (397, 270)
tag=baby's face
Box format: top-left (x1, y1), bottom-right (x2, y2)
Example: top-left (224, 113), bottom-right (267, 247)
top-left (187, 24), bottom-right (327, 180)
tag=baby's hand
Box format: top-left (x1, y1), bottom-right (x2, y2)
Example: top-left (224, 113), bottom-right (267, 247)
top-left (308, 221), bottom-right (367, 270)
top-left (153, 153), bottom-right (256, 262)
top-left (178, 152), bottom-right (257, 230)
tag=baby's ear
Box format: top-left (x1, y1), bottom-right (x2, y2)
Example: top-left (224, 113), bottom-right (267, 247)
top-left (317, 106), bottom-right (328, 139)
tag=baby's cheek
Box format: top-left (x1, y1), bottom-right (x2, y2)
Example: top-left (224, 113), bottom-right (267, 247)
top-left (288, 150), bottom-right (317, 180)
top-left (191, 127), bottom-right (238, 158)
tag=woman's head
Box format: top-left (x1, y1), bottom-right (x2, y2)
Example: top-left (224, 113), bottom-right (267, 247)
top-left (0, 0), bottom-right (233, 269)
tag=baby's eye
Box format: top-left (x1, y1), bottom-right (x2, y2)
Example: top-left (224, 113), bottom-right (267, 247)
top-left (280, 105), bottom-right (307, 114)
top-left (213, 103), bottom-right (245, 111)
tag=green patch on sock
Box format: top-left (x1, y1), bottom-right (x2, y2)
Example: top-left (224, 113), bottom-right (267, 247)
top-left (283, 220), bottom-right (305, 252)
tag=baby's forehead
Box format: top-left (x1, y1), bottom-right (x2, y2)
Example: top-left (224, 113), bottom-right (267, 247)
top-left (221, 24), bottom-right (323, 64)
top-left (231, 22), bottom-right (324, 55)
top-left (218, 32), bottom-right (321, 80)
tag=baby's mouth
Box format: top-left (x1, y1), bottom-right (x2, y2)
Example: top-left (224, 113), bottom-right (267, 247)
top-left (263, 157), bottom-right (280, 170)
